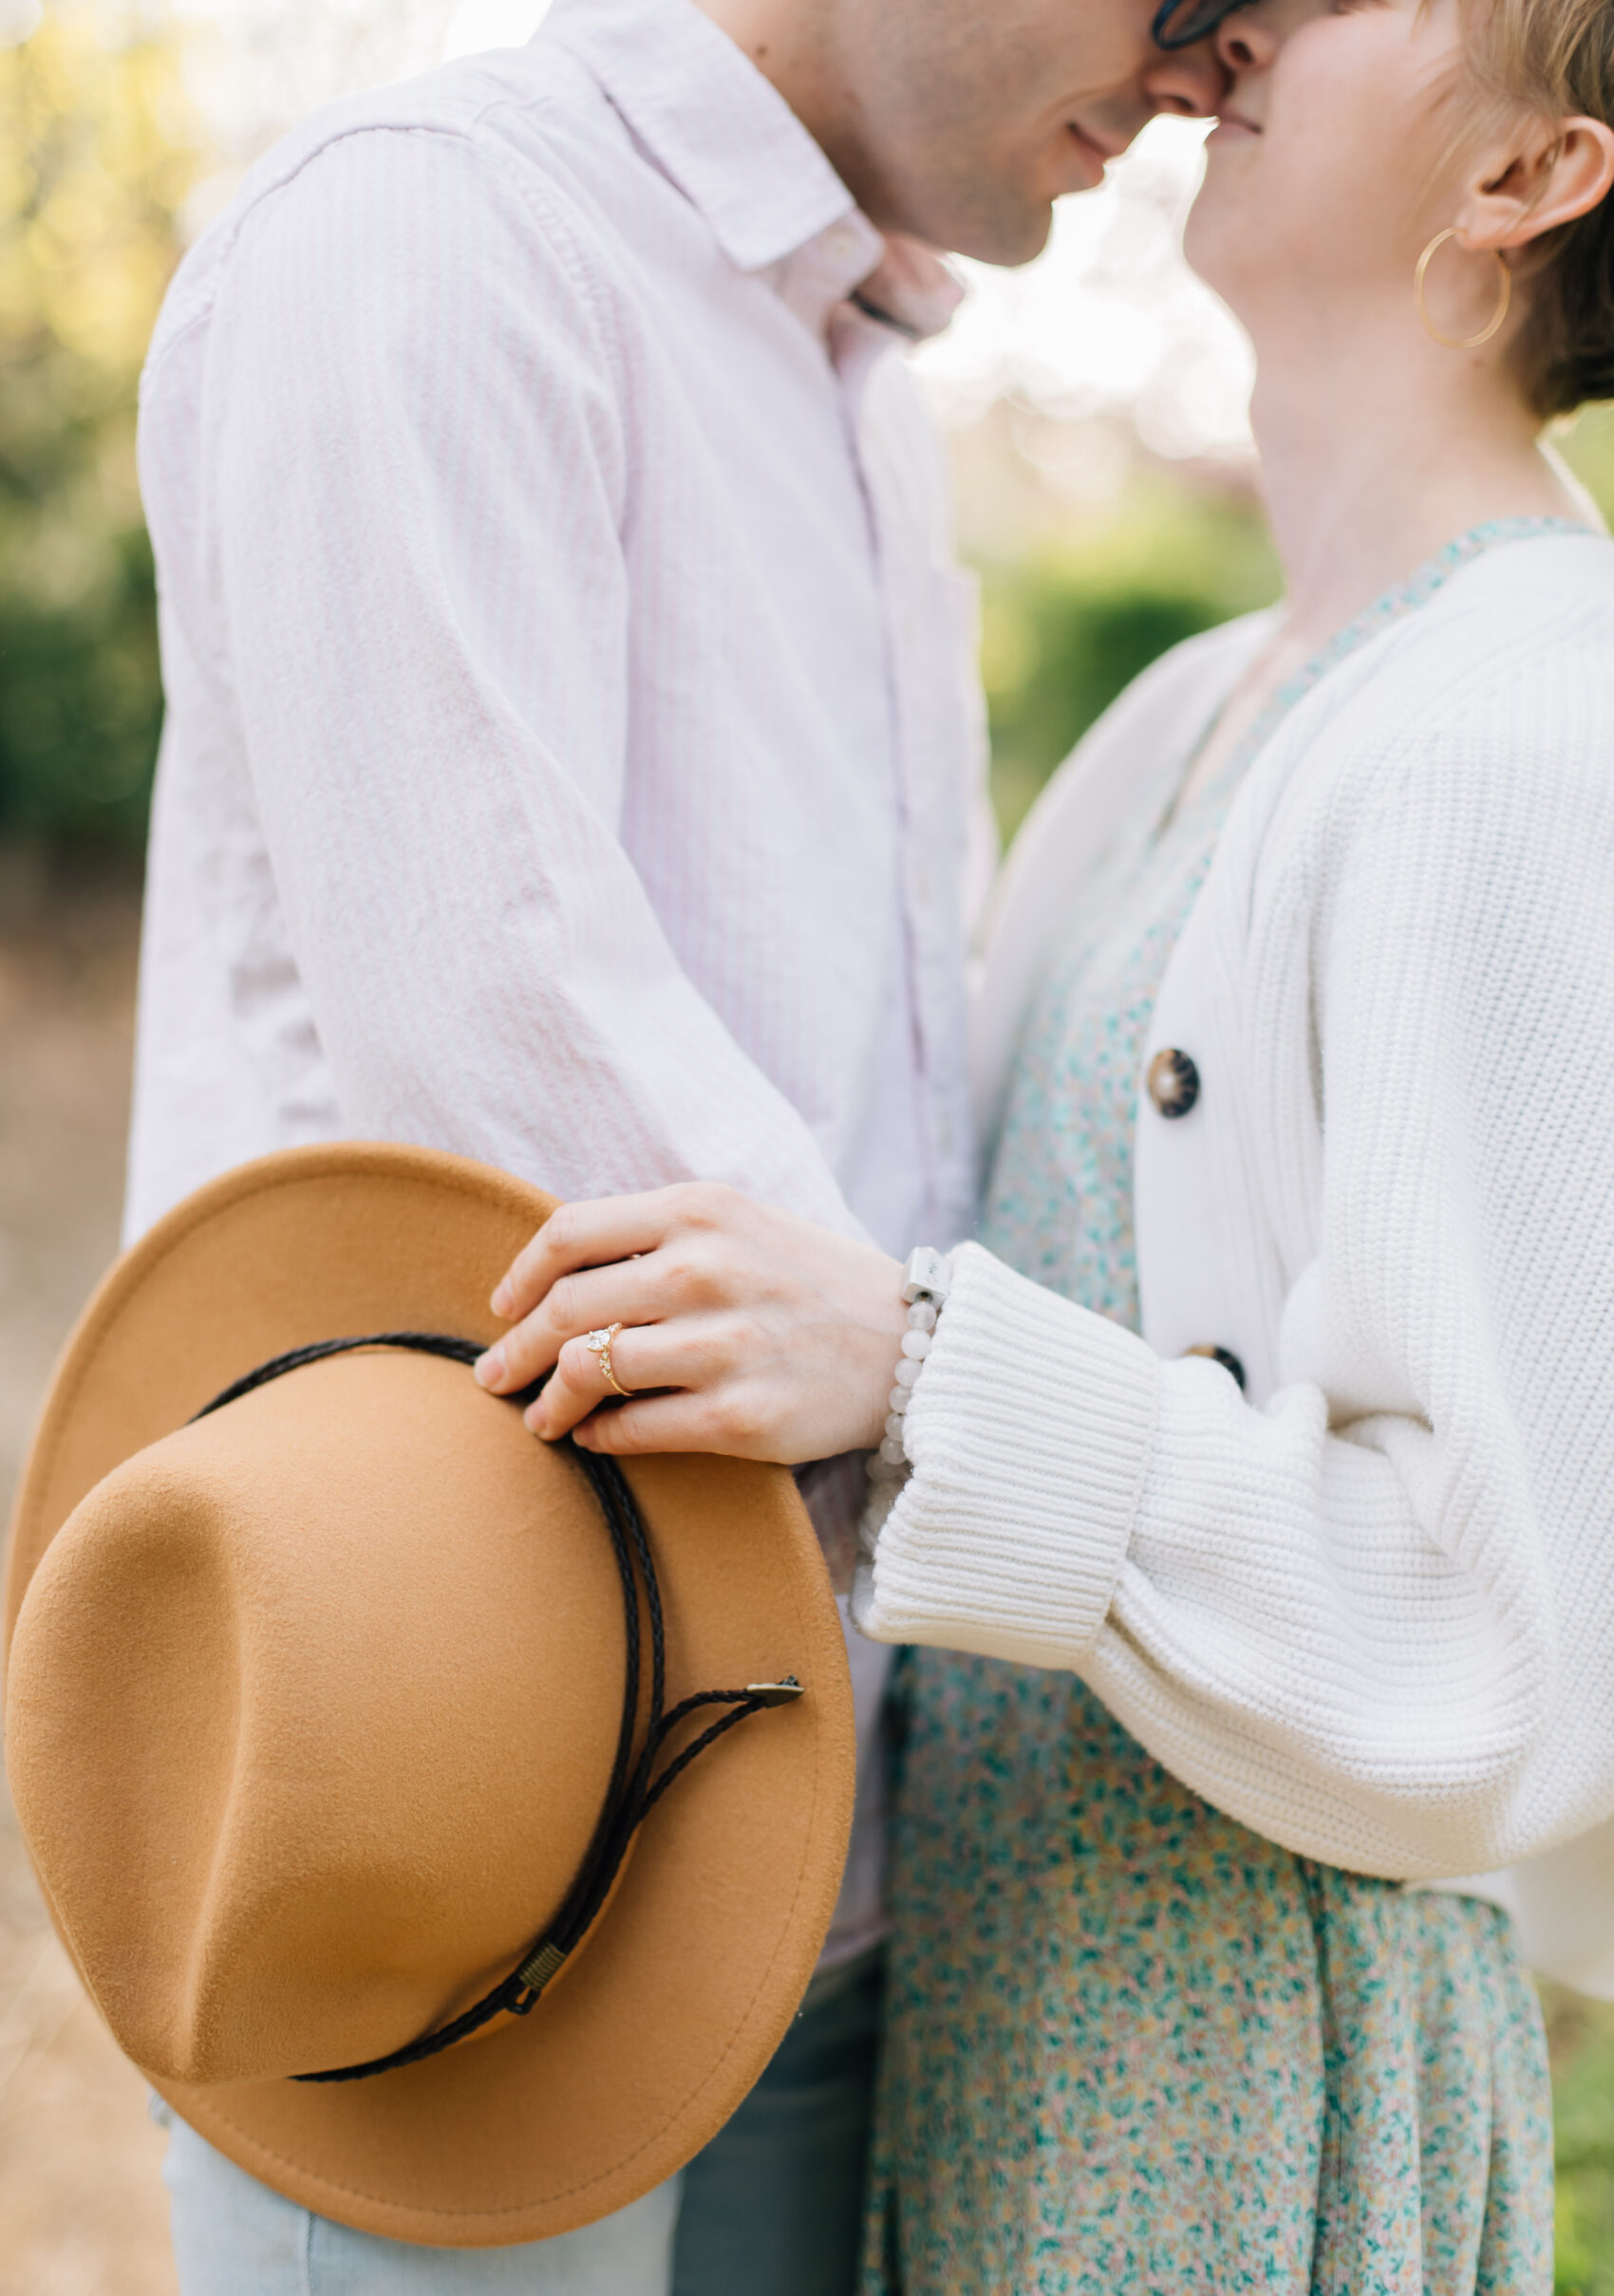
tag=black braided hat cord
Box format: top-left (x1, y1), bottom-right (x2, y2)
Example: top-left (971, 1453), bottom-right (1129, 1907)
top-left (189, 1333), bottom-right (802, 2086)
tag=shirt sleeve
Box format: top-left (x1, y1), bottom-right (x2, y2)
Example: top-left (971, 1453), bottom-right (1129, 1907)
top-left (186, 124), bottom-right (861, 1231)
top-left (856, 690), bottom-right (1614, 1881)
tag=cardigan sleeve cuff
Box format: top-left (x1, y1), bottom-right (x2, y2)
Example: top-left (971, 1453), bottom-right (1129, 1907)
top-left (852, 1241), bottom-right (1159, 1666)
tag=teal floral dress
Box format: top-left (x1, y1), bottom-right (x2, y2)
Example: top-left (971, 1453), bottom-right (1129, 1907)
top-left (862, 526), bottom-right (1573, 2295)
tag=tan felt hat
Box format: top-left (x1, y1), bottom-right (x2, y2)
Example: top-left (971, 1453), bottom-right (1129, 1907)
top-left (2, 1144), bottom-right (854, 2249)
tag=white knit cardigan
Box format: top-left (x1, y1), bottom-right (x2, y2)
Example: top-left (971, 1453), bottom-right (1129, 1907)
top-left (855, 532), bottom-right (1614, 1993)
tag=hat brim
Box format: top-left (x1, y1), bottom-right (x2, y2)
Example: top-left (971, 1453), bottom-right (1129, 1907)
top-left (4, 1144), bottom-right (855, 2247)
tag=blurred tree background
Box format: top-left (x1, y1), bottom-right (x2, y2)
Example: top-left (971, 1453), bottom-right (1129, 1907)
top-left (3, 3), bottom-right (1612, 848)
top-left (0, 0), bottom-right (203, 840)
top-left (4, 4), bottom-right (1614, 2286)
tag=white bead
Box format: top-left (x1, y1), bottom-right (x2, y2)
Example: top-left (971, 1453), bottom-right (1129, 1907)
top-left (907, 1300), bottom-right (938, 1334)
top-left (888, 1386), bottom-right (910, 1414)
top-left (866, 1452), bottom-right (901, 1483)
top-left (900, 1329), bottom-right (932, 1361)
top-left (885, 1411), bottom-right (908, 1442)
top-left (878, 1436), bottom-right (907, 1466)
top-left (893, 1358), bottom-right (922, 1390)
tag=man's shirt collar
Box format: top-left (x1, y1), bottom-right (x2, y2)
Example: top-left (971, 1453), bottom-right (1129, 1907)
top-left (543, 0), bottom-right (964, 344)
top-left (542, 0), bottom-right (861, 274)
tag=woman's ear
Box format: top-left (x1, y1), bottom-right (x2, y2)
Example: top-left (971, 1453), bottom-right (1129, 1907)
top-left (1456, 111), bottom-right (1614, 253)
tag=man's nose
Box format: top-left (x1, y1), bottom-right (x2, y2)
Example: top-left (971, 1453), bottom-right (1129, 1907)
top-left (1143, 41), bottom-right (1232, 119)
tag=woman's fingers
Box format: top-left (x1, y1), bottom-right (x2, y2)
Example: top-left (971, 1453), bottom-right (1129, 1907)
top-left (479, 1182), bottom-right (760, 1395)
top-left (571, 1391), bottom-right (764, 1460)
top-left (488, 1189), bottom-right (685, 1323)
top-left (526, 1317), bottom-right (732, 1440)
top-left (479, 1181), bottom-right (905, 1465)
top-left (476, 1257), bottom-right (664, 1395)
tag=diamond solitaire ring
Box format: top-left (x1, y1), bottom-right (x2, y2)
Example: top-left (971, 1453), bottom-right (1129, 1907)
top-left (585, 1323), bottom-right (635, 1399)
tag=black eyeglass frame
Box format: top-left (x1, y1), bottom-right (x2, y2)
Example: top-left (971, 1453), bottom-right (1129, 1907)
top-left (1151, 0), bottom-right (1256, 49)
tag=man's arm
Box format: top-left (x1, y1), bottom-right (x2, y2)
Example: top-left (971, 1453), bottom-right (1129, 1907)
top-left (169, 123), bottom-right (860, 1229)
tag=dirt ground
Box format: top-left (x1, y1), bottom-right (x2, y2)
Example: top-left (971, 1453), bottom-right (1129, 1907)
top-left (0, 840), bottom-right (177, 2295)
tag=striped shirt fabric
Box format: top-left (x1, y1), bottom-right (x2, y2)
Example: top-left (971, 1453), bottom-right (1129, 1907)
top-left (128, 0), bottom-right (987, 1255)
top-left (130, 0), bottom-right (989, 1966)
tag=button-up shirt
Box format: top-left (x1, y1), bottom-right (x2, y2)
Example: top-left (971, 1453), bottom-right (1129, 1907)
top-left (129, 0), bottom-right (988, 1258)
top-left (130, 0), bottom-right (989, 1969)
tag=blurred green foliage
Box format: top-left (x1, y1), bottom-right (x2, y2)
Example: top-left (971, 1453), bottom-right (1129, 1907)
top-left (1548, 1986), bottom-right (1614, 2295)
top-left (980, 473), bottom-right (1281, 841)
top-left (1562, 399), bottom-right (1614, 533)
top-left (0, 3), bottom-right (200, 841)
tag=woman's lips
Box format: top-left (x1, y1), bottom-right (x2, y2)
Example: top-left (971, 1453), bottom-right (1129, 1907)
top-left (1207, 115), bottom-right (1261, 143)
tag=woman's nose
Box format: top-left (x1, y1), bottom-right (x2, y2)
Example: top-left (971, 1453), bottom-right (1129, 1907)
top-left (1215, 0), bottom-right (1286, 72)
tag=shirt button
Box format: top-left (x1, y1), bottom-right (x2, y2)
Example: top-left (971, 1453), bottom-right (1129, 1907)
top-left (1147, 1048), bottom-right (1200, 1119)
top-left (1183, 1344), bottom-right (1246, 1391)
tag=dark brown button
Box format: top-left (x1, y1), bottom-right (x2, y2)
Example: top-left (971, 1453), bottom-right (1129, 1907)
top-left (1184, 1344), bottom-right (1246, 1391)
top-left (1147, 1048), bottom-right (1200, 1120)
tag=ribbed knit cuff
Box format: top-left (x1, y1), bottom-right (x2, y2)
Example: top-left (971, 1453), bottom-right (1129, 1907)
top-left (852, 1242), bottom-right (1159, 1666)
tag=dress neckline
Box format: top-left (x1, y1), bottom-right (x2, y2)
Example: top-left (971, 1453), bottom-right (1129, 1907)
top-left (1167, 514), bottom-right (1595, 835)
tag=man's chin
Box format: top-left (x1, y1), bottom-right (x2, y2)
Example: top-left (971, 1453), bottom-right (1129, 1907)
top-left (932, 196), bottom-right (1055, 270)
top-left (855, 157), bottom-right (1057, 271)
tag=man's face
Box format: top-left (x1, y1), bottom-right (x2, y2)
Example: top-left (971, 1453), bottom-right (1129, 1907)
top-left (819, 0), bottom-right (1230, 263)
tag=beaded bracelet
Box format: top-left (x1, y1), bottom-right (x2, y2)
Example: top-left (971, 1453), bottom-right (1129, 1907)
top-left (867, 1246), bottom-right (953, 1484)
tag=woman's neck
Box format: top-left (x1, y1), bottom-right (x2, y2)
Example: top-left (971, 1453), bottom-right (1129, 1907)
top-left (1171, 320), bottom-right (1596, 808)
top-left (1249, 321), bottom-right (1592, 648)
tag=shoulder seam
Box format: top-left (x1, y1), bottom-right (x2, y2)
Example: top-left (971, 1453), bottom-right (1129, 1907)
top-left (145, 115), bottom-right (619, 394)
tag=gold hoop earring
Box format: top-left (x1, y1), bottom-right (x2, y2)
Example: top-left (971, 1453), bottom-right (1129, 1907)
top-left (1415, 227), bottom-right (1512, 350)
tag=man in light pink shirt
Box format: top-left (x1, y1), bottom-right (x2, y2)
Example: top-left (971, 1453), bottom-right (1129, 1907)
top-left (133, 0), bottom-right (1227, 2287)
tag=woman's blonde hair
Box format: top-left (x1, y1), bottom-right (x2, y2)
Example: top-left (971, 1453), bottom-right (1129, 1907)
top-left (1461, 0), bottom-right (1614, 413)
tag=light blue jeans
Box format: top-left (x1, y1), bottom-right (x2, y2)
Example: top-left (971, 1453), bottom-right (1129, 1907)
top-left (161, 1946), bottom-right (883, 2296)
top-left (161, 2119), bottom-right (680, 2293)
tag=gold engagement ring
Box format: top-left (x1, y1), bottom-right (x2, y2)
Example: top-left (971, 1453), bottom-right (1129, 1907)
top-left (586, 1323), bottom-right (635, 1399)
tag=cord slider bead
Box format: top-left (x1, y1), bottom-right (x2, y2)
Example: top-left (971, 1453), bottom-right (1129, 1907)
top-left (515, 1939), bottom-right (569, 1995)
top-left (743, 1679), bottom-right (805, 1707)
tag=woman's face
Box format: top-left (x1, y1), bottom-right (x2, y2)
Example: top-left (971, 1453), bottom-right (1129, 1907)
top-left (1185, 0), bottom-right (1472, 336)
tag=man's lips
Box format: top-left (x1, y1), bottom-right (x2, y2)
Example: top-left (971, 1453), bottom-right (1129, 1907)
top-left (1207, 112), bottom-right (1261, 141)
top-left (1061, 121), bottom-right (1116, 192)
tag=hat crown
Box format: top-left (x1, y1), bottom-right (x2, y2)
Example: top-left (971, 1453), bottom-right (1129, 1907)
top-left (7, 1350), bottom-right (624, 2084)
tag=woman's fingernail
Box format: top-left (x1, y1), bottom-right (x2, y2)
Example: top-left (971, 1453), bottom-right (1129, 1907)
top-left (524, 1401), bottom-right (552, 1439)
top-left (490, 1279), bottom-right (513, 1318)
top-left (474, 1345), bottom-right (505, 1389)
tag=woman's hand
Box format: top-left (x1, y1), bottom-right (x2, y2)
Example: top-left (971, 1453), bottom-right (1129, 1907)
top-left (473, 1184), bottom-right (909, 1464)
